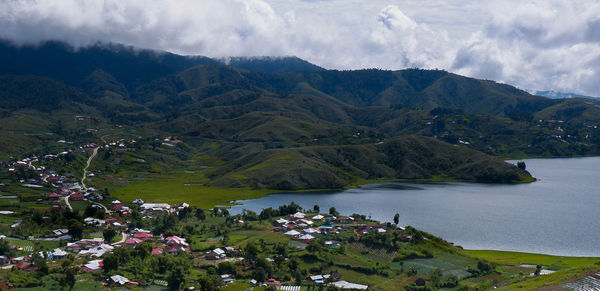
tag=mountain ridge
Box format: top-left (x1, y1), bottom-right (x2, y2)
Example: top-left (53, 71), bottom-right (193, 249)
top-left (3, 40), bottom-right (600, 189)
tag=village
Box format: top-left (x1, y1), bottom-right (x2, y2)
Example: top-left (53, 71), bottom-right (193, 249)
top-left (0, 138), bottom-right (403, 290)
top-left (0, 133), bottom-right (579, 291)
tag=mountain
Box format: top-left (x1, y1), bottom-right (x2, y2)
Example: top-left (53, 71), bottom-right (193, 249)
top-left (0, 40), bottom-right (217, 88)
top-left (221, 56), bottom-right (325, 73)
top-left (536, 90), bottom-right (600, 101)
top-left (4, 40), bottom-right (600, 189)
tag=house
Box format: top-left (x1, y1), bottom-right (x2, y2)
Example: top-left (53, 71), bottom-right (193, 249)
top-left (133, 233), bottom-right (153, 240)
top-left (48, 248), bottom-right (68, 260)
top-left (70, 193), bottom-right (84, 201)
top-left (224, 246), bottom-right (240, 255)
top-left (132, 198), bottom-right (144, 205)
top-left (125, 238), bottom-right (143, 247)
top-left (47, 193), bottom-right (61, 201)
top-left (78, 244), bottom-right (114, 258)
top-left (172, 202), bottom-right (189, 211)
top-left (334, 216), bottom-right (350, 224)
top-left (66, 238), bottom-right (104, 252)
top-left (263, 278), bottom-right (281, 288)
top-left (112, 204), bottom-right (125, 211)
top-left (151, 248), bottom-right (163, 255)
top-left (81, 260), bottom-right (103, 272)
top-left (273, 218), bottom-right (289, 226)
top-left (84, 217), bottom-right (106, 226)
top-left (297, 234), bottom-right (315, 243)
top-left (109, 275), bottom-right (138, 286)
top-left (284, 230), bottom-right (301, 237)
top-left (52, 229), bottom-right (69, 237)
top-left (165, 236), bottom-right (189, 253)
top-left (290, 212), bottom-right (306, 220)
top-left (221, 274), bottom-right (234, 285)
top-left (318, 220), bottom-right (335, 232)
top-left (325, 241), bottom-right (340, 248)
top-left (206, 248), bottom-right (226, 260)
top-left (140, 203), bottom-right (171, 213)
top-left (299, 219), bottom-right (314, 225)
top-left (15, 261), bottom-right (35, 271)
top-left (303, 228), bottom-right (320, 234)
top-left (308, 274), bottom-right (330, 284)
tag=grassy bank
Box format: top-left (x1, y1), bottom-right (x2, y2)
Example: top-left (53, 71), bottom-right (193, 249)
top-left (463, 250), bottom-right (599, 270)
top-left (112, 179), bottom-right (278, 208)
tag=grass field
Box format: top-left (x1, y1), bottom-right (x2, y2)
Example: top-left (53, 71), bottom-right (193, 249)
top-left (502, 265), bottom-right (599, 290)
top-left (112, 179), bottom-right (277, 208)
top-left (464, 250), bottom-right (600, 270)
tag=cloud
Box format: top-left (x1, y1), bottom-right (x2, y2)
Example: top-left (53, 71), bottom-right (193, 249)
top-left (0, 0), bottom-right (599, 96)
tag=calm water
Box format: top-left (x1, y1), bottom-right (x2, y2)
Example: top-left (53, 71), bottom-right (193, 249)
top-left (231, 157), bottom-right (600, 257)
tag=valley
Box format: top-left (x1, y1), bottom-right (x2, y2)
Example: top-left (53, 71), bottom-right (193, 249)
top-left (0, 40), bottom-right (599, 290)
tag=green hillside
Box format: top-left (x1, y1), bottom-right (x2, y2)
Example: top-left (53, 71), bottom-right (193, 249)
top-left (2, 40), bottom-right (599, 190)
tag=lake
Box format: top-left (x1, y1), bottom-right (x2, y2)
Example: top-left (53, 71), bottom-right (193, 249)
top-left (231, 157), bottom-right (600, 257)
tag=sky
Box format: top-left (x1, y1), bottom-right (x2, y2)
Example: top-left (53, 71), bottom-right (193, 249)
top-left (1, 0), bottom-right (599, 96)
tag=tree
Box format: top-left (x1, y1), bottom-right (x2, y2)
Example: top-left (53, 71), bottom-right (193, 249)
top-left (429, 268), bottom-right (442, 286)
top-left (313, 204), bottom-right (320, 213)
top-left (0, 239), bottom-right (15, 258)
top-left (61, 267), bottom-right (77, 291)
top-left (517, 161), bottom-right (526, 170)
top-left (245, 242), bottom-right (259, 261)
top-left (254, 267), bottom-right (266, 283)
top-left (167, 266), bottom-right (185, 290)
top-left (329, 207), bottom-right (339, 216)
top-left (103, 228), bottom-right (117, 243)
top-left (217, 262), bottom-right (236, 275)
top-left (136, 242), bottom-right (152, 259)
top-left (103, 254), bottom-right (119, 273)
top-left (67, 219), bottom-right (83, 240)
top-left (534, 264), bottom-right (542, 276)
top-left (32, 253), bottom-right (48, 275)
top-left (393, 213), bottom-right (400, 225)
top-left (195, 208), bottom-right (206, 220)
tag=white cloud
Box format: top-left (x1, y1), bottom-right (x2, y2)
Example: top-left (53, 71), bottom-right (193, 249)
top-left (0, 0), bottom-right (599, 96)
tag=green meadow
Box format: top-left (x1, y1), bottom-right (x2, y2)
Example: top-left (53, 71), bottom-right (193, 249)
top-left (464, 250), bottom-right (600, 270)
top-left (112, 179), bottom-right (277, 208)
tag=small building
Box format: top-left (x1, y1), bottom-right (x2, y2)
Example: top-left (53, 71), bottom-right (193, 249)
top-left (206, 248), bottom-right (226, 260)
top-left (221, 274), bottom-right (234, 285)
top-left (312, 214), bottom-right (325, 221)
top-left (297, 234), bottom-right (315, 243)
top-left (290, 212), bottom-right (306, 220)
top-left (324, 241), bottom-right (340, 248)
top-left (81, 260), bottom-right (103, 272)
top-left (284, 230), bottom-right (301, 237)
top-left (273, 218), bottom-right (289, 226)
top-left (125, 238), bottom-right (143, 248)
top-left (109, 275), bottom-right (138, 286)
top-left (47, 193), bottom-right (61, 201)
top-left (133, 233), bottom-right (153, 241)
top-left (264, 278), bottom-right (281, 288)
top-left (49, 248), bottom-right (68, 260)
top-left (70, 194), bottom-right (84, 201)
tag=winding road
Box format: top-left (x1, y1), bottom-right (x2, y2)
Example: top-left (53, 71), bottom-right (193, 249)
top-left (65, 146), bottom-right (101, 212)
top-left (81, 146), bottom-right (99, 191)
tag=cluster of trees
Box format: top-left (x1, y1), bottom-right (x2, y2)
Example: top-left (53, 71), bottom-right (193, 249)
top-left (258, 202), bottom-right (302, 220)
top-left (102, 243), bottom-right (191, 290)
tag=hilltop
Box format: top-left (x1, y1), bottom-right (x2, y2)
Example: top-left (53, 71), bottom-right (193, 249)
top-left (3, 40), bottom-right (600, 189)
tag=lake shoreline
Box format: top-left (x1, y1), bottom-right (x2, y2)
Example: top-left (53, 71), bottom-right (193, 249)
top-left (230, 157), bottom-right (600, 257)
